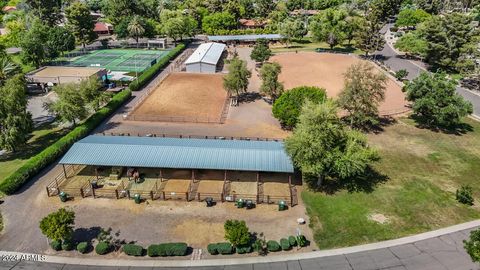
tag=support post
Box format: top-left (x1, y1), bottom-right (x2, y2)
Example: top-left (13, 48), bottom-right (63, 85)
top-left (115, 189), bottom-right (119, 199)
top-left (92, 184), bottom-right (96, 198)
top-left (159, 169), bottom-right (163, 180)
top-left (62, 164), bottom-right (67, 179)
top-left (95, 168), bottom-right (99, 180)
top-left (288, 174), bottom-right (292, 187)
top-left (256, 172), bottom-right (260, 203)
top-left (46, 187), bottom-right (50, 197)
top-left (80, 188), bottom-right (84, 198)
top-left (150, 191), bottom-right (154, 201)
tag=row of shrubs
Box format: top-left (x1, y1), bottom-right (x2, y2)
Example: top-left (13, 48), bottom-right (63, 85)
top-left (128, 43), bottom-right (186, 91)
top-left (50, 239), bottom-right (94, 254)
top-left (0, 89), bottom-right (132, 194)
top-left (207, 235), bottom-right (308, 255)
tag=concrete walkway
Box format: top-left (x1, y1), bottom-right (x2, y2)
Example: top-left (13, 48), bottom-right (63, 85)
top-left (1, 220), bottom-right (479, 269)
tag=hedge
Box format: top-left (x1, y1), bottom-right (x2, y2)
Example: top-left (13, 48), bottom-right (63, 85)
top-left (297, 235), bottom-right (308, 247)
top-left (0, 89), bottom-right (132, 194)
top-left (50, 240), bottom-right (62, 251)
top-left (288, 236), bottom-right (297, 247)
top-left (77, 242), bottom-right (89, 254)
top-left (236, 245), bottom-right (252, 254)
top-left (62, 239), bottom-right (75, 251)
top-left (128, 43), bottom-right (186, 91)
top-left (147, 242), bottom-right (188, 257)
top-left (123, 244), bottom-right (144, 256)
top-left (280, 238), bottom-right (291, 251)
top-left (95, 241), bottom-right (111, 255)
top-left (207, 242), bottom-right (234, 255)
top-left (267, 240), bottom-right (281, 252)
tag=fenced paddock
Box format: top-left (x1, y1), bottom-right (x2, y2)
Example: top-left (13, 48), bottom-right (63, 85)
top-left (128, 73), bottom-right (229, 123)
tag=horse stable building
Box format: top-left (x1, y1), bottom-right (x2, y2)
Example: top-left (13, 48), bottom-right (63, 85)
top-left (47, 135), bottom-right (299, 206)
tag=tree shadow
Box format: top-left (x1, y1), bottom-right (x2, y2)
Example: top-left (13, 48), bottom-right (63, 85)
top-left (342, 116), bottom-right (397, 134)
top-left (72, 226), bottom-right (102, 243)
top-left (410, 115), bottom-right (473, 136)
top-left (237, 92), bottom-right (262, 104)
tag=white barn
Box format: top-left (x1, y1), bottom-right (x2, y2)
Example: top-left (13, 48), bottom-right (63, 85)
top-left (185, 42), bottom-right (226, 73)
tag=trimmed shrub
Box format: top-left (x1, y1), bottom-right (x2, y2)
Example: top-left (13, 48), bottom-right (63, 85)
top-left (62, 239), bottom-right (75, 251)
top-left (50, 240), bottom-right (62, 251)
top-left (207, 243), bottom-right (234, 255)
top-left (296, 235), bottom-right (307, 247)
top-left (456, 185), bottom-right (474, 205)
top-left (128, 43), bottom-right (186, 91)
top-left (288, 236), bottom-right (297, 247)
top-left (0, 89), bottom-right (132, 195)
top-left (280, 238), bottom-right (291, 251)
top-left (123, 244), bottom-right (144, 256)
top-left (267, 240), bottom-right (281, 252)
top-left (147, 243), bottom-right (188, 257)
top-left (272, 86), bottom-right (327, 129)
top-left (207, 243), bottom-right (219, 255)
top-left (77, 242), bottom-right (89, 254)
top-left (95, 241), bottom-right (111, 255)
top-left (236, 245), bottom-right (253, 254)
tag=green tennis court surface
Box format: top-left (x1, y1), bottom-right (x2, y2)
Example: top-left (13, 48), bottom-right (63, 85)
top-left (67, 49), bottom-right (171, 72)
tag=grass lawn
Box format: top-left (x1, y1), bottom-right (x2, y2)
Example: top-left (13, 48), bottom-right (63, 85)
top-left (303, 117), bottom-right (480, 249)
top-left (271, 39), bottom-right (363, 54)
top-left (0, 123), bottom-right (69, 186)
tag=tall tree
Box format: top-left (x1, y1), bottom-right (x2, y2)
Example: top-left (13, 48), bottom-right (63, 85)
top-left (20, 20), bottom-right (49, 68)
top-left (0, 75), bottom-right (33, 152)
top-left (259, 62), bottom-right (284, 101)
top-left (25, 0), bottom-right (63, 26)
top-left (202, 12), bottom-right (236, 35)
top-left (79, 77), bottom-right (110, 112)
top-left (310, 8), bottom-right (348, 49)
top-left (395, 8), bottom-right (431, 28)
top-left (44, 82), bottom-right (88, 126)
top-left (285, 100), bottom-right (379, 187)
top-left (223, 57), bottom-right (251, 102)
top-left (354, 16), bottom-right (385, 57)
top-left (403, 72), bottom-right (473, 128)
top-left (128, 15), bottom-right (145, 45)
top-left (250, 38), bottom-right (272, 63)
top-left (65, 2), bottom-right (97, 51)
top-left (278, 18), bottom-right (307, 47)
top-left (338, 62), bottom-right (387, 128)
top-left (46, 27), bottom-right (76, 59)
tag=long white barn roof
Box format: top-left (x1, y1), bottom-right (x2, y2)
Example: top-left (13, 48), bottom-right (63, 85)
top-left (185, 42), bottom-right (226, 65)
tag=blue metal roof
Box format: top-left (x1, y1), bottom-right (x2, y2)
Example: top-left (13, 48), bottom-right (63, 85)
top-left (208, 34), bottom-right (283, 42)
top-left (59, 136), bottom-right (294, 173)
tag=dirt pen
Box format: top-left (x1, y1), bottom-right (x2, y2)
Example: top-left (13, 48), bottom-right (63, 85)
top-left (128, 73), bottom-right (229, 123)
top-left (271, 52), bottom-right (409, 116)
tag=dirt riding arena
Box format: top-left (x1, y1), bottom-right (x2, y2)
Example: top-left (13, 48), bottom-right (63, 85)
top-left (271, 52), bottom-right (408, 115)
top-left (130, 73), bottom-right (228, 123)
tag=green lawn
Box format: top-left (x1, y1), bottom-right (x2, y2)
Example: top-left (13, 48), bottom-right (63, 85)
top-left (0, 123), bottom-right (69, 185)
top-left (303, 117), bottom-right (480, 249)
top-left (271, 39), bottom-right (363, 54)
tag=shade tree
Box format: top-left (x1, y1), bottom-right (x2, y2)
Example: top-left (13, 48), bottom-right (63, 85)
top-left (223, 57), bottom-right (251, 103)
top-left (259, 62), bottom-right (284, 101)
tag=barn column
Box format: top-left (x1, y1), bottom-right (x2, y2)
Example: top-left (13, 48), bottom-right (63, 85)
top-left (62, 164), bottom-right (67, 179)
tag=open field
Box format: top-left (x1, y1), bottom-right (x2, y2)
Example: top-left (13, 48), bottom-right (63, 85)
top-left (130, 73), bottom-right (228, 122)
top-left (271, 52), bottom-right (408, 115)
top-left (303, 117), bottom-right (480, 249)
top-left (270, 39), bottom-right (363, 54)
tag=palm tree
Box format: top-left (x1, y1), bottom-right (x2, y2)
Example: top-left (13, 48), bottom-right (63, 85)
top-left (127, 15), bottom-right (145, 47)
top-left (0, 57), bottom-right (20, 85)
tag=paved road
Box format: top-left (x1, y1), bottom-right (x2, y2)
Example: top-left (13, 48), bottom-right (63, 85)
top-left (376, 25), bottom-right (480, 118)
top-left (1, 227), bottom-right (479, 270)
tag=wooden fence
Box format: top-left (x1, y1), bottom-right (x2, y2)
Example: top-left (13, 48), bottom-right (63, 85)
top-left (46, 165), bottom-right (83, 197)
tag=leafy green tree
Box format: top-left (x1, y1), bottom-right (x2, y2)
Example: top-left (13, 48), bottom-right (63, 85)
top-left (464, 228), bottom-right (480, 262)
top-left (46, 27), bottom-right (76, 59)
top-left (0, 75), bottom-right (33, 152)
top-left (223, 57), bottom-right (251, 101)
top-left (395, 8), bottom-right (431, 28)
top-left (103, 0), bottom-right (137, 24)
top-left (284, 100), bottom-right (379, 187)
top-left (128, 15), bottom-right (145, 45)
top-left (25, 0), bottom-right (63, 26)
top-left (202, 12), bottom-right (236, 35)
top-left (403, 72), bottom-right (473, 128)
top-left (65, 2), bottom-right (97, 51)
top-left (79, 77), bottom-right (110, 112)
top-left (250, 38), bottom-right (272, 63)
top-left (272, 86), bottom-right (327, 129)
top-left (39, 208), bottom-right (75, 242)
top-left (45, 83), bottom-right (88, 126)
top-left (253, 0), bottom-right (277, 17)
top-left (2, 20), bottom-right (26, 47)
top-left (278, 18), bottom-right (307, 47)
top-left (310, 8), bottom-right (348, 49)
top-left (224, 220), bottom-right (250, 247)
top-left (20, 20), bottom-right (48, 68)
top-left (395, 69), bottom-right (409, 81)
top-left (161, 12), bottom-right (197, 43)
top-left (394, 31), bottom-right (428, 57)
top-left (259, 62), bottom-right (284, 100)
top-left (338, 62), bottom-right (387, 128)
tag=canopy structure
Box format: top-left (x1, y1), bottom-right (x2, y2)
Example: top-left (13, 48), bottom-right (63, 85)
top-left (185, 42), bottom-right (226, 73)
top-left (59, 135), bottom-right (294, 173)
top-left (207, 34), bottom-right (283, 43)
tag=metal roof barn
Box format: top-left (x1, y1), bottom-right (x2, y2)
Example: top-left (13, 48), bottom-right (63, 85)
top-left (59, 136), bottom-right (294, 173)
top-left (185, 42), bottom-right (226, 73)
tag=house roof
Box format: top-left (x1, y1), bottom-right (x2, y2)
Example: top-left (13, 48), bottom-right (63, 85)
top-left (59, 135), bottom-right (294, 173)
top-left (185, 42), bottom-right (226, 65)
top-left (93, 22), bottom-right (112, 32)
top-left (239, 19), bottom-right (266, 27)
top-left (2, 6), bottom-right (17, 12)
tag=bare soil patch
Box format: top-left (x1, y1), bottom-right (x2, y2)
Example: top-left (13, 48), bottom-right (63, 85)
top-left (163, 179), bottom-right (190, 193)
top-left (197, 180), bottom-right (224, 194)
top-left (131, 73), bottom-right (228, 122)
top-left (271, 52), bottom-right (408, 115)
top-left (264, 182), bottom-right (291, 197)
top-left (230, 181), bottom-right (257, 195)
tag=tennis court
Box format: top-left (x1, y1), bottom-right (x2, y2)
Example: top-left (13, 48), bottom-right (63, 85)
top-left (67, 49), bottom-right (171, 73)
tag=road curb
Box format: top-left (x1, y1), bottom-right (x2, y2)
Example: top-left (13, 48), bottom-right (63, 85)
top-left (1, 220), bottom-right (478, 267)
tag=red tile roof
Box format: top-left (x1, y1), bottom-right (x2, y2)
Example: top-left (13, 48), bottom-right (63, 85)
top-left (2, 6), bottom-right (17, 12)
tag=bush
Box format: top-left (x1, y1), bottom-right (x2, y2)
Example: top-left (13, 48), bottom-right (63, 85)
top-left (296, 235), bottom-right (307, 247)
top-left (272, 86), bottom-right (327, 129)
top-left (62, 239), bottom-right (75, 251)
top-left (394, 69), bottom-right (409, 81)
top-left (464, 228), bottom-right (480, 262)
top-left (95, 241), bottom-right (111, 255)
top-left (288, 236), bottom-right (297, 246)
top-left (236, 245), bottom-right (252, 254)
top-left (0, 89), bottom-right (132, 195)
top-left (123, 244), bottom-right (144, 256)
top-left (50, 240), bottom-right (62, 251)
top-left (207, 243), bottom-right (219, 255)
top-left (280, 238), bottom-right (291, 251)
top-left (267, 240), bottom-right (281, 252)
top-left (77, 242), bottom-right (89, 254)
top-left (206, 243), bottom-right (234, 255)
top-left (456, 185), bottom-right (474, 205)
top-left (128, 43), bottom-right (186, 91)
top-left (147, 243), bottom-right (188, 257)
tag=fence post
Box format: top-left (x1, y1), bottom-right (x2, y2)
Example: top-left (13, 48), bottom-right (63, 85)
top-left (221, 192), bottom-right (224, 203)
top-left (197, 193), bottom-right (200, 201)
top-left (267, 195), bottom-right (270, 204)
top-left (150, 191), bottom-right (154, 201)
top-left (127, 190), bottom-right (131, 199)
top-left (162, 191), bottom-right (165, 200)
top-left (46, 187), bottom-right (50, 197)
top-left (115, 190), bottom-right (119, 199)
top-left (186, 192), bottom-right (189, 201)
top-left (80, 188), bottom-right (84, 198)
top-left (92, 185), bottom-right (96, 198)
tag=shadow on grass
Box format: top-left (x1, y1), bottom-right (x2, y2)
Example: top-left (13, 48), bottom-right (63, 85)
top-left (410, 115), bottom-right (473, 136)
top-left (315, 45), bottom-right (357, 54)
top-left (342, 116), bottom-right (398, 134)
